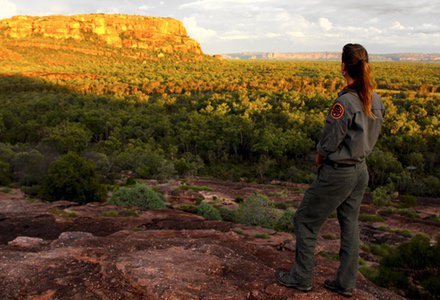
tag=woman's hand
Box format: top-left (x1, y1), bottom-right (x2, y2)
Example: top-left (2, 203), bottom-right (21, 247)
top-left (315, 153), bottom-right (324, 166)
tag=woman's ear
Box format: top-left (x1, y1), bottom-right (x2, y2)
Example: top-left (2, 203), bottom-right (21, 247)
top-left (341, 62), bottom-right (345, 72)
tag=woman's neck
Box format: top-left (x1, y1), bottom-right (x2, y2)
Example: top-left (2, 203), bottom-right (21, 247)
top-left (345, 76), bottom-right (355, 86)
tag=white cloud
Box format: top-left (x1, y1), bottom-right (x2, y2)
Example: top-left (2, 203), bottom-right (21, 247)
top-left (318, 17), bottom-right (332, 31)
top-left (138, 5), bottom-right (151, 11)
top-left (183, 16), bottom-right (217, 41)
top-left (391, 21), bottom-right (405, 30)
top-left (220, 30), bottom-right (257, 40)
top-left (96, 7), bottom-right (120, 14)
top-left (180, 0), bottom-right (271, 10)
top-left (264, 33), bottom-right (282, 38)
top-left (287, 31), bottom-right (305, 38)
top-left (0, 0), bottom-right (17, 19)
top-left (2, 0), bottom-right (439, 53)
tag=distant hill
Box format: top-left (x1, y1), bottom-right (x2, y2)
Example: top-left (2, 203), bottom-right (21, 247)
top-left (223, 52), bottom-right (440, 62)
top-left (0, 14), bottom-right (203, 56)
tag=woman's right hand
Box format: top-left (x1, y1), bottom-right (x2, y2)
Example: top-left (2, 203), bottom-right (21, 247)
top-left (315, 153), bottom-right (324, 166)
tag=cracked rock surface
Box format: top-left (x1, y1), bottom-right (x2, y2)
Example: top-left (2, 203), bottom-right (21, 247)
top-left (0, 189), bottom-right (404, 299)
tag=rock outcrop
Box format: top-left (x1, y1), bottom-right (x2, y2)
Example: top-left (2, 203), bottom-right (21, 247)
top-left (0, 188), bottom-right (405, 299)
top-left (0, 14), bottom-right (202, 54)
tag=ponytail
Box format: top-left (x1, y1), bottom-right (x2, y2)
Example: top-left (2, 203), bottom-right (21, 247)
top-left (342, 43), bottom-right (376, 119)
top-left (359, 60), bottom-right (376, 119)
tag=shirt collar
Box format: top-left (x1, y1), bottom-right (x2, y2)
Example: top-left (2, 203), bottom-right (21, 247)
top-left (338, 86), bottom-right (358, 97)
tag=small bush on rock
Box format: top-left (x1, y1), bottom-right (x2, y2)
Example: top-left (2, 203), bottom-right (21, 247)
top-left (374, 234), bottom-right (440, 299)
top-left (274, 208), bottom-right (296, 232)
top-left (218, 206), bottom-right (237, 222)
top-left (197, 202), bottom-right (222, 220)
top-left (372, 185), bottom-right (395, 207)
top-left (235, 193), bottom-right (280, 228)
top-left (108, 183), bottom-right (165, 209)
top-left (398, 194), bottom-right (417, 208)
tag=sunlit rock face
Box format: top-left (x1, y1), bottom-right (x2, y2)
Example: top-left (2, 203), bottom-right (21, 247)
top-left (0, 14), bottom-right (203, 54)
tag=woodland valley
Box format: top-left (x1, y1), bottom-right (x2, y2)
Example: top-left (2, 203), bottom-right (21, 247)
top-left (0, 14), bottom-right (439, 299)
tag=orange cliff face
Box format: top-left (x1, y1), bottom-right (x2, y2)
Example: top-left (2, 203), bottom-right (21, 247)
top-left (0, 14), bottom-right (203, 54)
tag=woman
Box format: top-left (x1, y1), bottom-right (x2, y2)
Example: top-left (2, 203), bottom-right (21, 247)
top-left (275, 44), bottom-right (385, 297)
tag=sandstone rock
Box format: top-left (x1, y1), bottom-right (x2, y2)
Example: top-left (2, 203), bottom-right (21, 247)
top-left (0, 14), bottom-right (203, 55)
top-left (8, 236), bottom-right (45, 248)
top-left (168, 188), bottom-right (204, 204)
top-left (58, 231), bottom-right (95, 241)
top-left (0, 187), bottom-right (405, 299)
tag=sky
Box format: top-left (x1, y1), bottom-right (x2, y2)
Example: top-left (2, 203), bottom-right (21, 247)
top-left (1, 0), bottom-right (439, 54)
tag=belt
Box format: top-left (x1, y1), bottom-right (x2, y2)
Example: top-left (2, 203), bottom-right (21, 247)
top-left (323, 160), bottom-right (356, 168)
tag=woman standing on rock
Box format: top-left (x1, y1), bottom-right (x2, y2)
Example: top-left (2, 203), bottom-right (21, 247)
top-left (275, 43), bottom-right (385, 297)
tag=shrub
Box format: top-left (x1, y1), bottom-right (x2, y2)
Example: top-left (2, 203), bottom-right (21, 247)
top-left (429, 215), bottom-right (440, 222)
top-left (174, 152), bottom-right (204, 176)
top-left (218, 206), bottom-right (237, 222)
top-left (101, 210), bottom-right (119, 217)
top-left (254, 233), bottom-right (270, 239)
top-left (108, 183), bottom-right (165, 209)
top-left (397, 208), bottom-right (419, 218)
top-left (235, 193), bottom-right (280, 228)
top-left (359, 213), bottom-right (385, 222)
top-left (196, 202), bottom-right (222, 220)
top-left (368, 243), bottom-right (393, 258)
top-left (49, 209), bottom-right (77, 217)
top-left (176, 204), bottom-right (198, 213)
top-left (0, 159), bottom-right (12, 185)
top-left (41, 152), bottom-right (103, 204)
top-left (394, 229), bottom-right (412, 237)
top-left (179, 185), bottom-right (212, 192)
top-left (11, 150), bottom-right (48, 186)
top-left (359, 265), bottom-right (379, 283)
top-left (319, 251), bottom-right (339, 261)
top-left (274, 202), bottom-right (288, 210)
top-left (274, 208), bottom-right (295, 232)
top-left (284, 165), bottom-right (315, 183)
top-left (398, 194), bottom-right (417, 208)
top-left (371, 185), bottom-right (395, 207)
top-left (21, 185), bottom-right (40, 197)
top-left (234, 196), bottom-right (244, 203)
top-left (375, 234), bottom-right (440, 298)
top-left (125, 177), bottom-right (137, 186)
top-left (367, 149), bottom-right (403, 187)
top-left (118, 209), bottom-right (139, 217)
top-left (396, 175), bottom-right (440, 198)
top-left (378, 207), bottom-right (394, 217)
top-left (114, 146), bottom-right (175, 180)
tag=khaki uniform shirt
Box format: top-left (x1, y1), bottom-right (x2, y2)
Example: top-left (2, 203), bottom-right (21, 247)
top-left (317, 89), bottom-right (385, 164)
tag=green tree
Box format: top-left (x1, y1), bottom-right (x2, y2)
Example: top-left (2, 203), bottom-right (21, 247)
top-left (44, 122), bottom-right (91, 153)
top-left (41, 152), bottom-right (102, 203)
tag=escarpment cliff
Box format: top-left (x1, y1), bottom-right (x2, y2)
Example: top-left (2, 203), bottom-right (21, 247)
top-left (0, 14), bottom-right (202, 54)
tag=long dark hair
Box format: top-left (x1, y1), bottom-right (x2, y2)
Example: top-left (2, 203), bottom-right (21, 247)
top-left (342, 43), bottom-right (376, 118)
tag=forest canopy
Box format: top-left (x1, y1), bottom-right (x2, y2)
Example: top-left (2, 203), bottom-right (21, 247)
top-left (0, 42), bottom-right (439, 201)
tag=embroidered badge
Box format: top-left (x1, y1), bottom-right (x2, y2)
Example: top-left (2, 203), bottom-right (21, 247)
top-left (330, 103), bottom-right (345, 120)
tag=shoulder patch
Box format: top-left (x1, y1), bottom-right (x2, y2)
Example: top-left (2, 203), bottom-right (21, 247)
top-left (330, 103), bottom-right (345, 120)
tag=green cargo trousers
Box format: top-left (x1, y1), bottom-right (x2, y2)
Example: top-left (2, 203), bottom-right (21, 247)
top-left (289, 161), bottom-right (369, 290)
